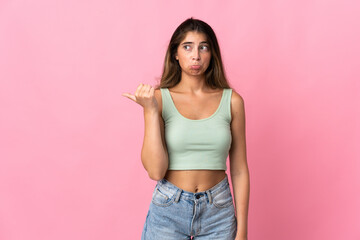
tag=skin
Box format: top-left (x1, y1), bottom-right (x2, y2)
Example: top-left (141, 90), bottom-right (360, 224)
top-left (123, 31), bottom-right (249, 239)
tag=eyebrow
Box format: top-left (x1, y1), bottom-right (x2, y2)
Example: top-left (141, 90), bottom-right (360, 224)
top-left (181, 41), bottom-right (209, 45)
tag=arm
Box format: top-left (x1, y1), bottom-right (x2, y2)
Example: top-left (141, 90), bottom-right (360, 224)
top-left (229, 90), bottom-right (250, 240)
top-left (141, 88), bottom-right (169, 181)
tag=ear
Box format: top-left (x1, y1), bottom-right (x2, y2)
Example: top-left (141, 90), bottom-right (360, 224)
top-left (175, 54), bottom-right (179, 60)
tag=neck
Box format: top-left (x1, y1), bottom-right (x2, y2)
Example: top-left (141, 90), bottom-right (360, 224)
top-left (177, 72), bottom-right (207, 93)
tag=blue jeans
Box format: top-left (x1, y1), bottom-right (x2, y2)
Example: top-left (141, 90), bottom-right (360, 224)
top-left (141, 174), bottom-right (237, 239)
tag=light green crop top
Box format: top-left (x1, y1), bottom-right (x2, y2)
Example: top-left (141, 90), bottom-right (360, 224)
top-left (160, 87), bottom-right (233, 170)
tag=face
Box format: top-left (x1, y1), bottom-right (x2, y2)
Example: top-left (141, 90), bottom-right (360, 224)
top-left (175, 31), bottom-right (212, 77)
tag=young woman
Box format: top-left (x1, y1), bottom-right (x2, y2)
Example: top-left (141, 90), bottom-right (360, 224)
top-left (123, 17), bottom-right (249, 240)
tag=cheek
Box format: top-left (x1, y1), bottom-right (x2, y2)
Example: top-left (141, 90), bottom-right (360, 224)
top-left (204, 55), bottom-right (212, 65)
top-left (204, 57), bottom-right (212, 69)
top-left (178, 59), bottom-right (187, 70)
top-left (178, 54), bottom-right (189, 62)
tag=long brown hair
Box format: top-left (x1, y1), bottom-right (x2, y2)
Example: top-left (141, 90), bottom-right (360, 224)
top-left (155, 17), bottom-right (231, 90)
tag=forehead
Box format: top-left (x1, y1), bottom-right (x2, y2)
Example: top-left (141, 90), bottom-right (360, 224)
top-left (180, 31), bottom-right (208, 43)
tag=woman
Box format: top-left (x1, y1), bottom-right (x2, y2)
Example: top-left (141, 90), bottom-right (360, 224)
top-left (123, 17), bottom-right (249, 240)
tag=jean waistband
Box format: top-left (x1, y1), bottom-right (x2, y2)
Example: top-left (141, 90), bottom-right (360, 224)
top-left (157, 174), bottom-right (230, 204)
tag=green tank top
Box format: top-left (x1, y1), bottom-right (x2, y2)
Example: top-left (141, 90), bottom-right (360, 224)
top-left (160, 87), bottom-right (233, 170)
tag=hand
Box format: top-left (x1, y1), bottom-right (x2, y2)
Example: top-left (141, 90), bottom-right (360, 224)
top-left (122, 83), bottom-right (158, 112)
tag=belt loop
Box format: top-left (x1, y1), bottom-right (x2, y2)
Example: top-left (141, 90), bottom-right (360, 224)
top-left (206, 190), bottom-right (212, 204)
top-left (174, 189), bottom-right (182, 203)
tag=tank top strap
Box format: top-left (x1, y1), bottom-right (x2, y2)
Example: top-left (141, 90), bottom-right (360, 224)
top-left (160, 87), bottom-right (177, 121)
top-left (218, 88), bottom-right (232, 122)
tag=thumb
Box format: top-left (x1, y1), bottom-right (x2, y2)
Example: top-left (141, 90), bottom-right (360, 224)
top-left (122, 93), bottom-right (137, 102)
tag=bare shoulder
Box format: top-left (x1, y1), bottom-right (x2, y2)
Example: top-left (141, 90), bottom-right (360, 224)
top-left (230, 89), bottom-right (245, 120)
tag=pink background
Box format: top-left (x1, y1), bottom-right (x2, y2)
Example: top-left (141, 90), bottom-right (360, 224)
top-left (1, 0), bottom-right (359, 239)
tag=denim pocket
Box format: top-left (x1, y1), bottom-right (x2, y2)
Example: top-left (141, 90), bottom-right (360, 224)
top-left (212, 185), bottom-right (234, 208)
top-left (151, 185), bottom-right (176, 207)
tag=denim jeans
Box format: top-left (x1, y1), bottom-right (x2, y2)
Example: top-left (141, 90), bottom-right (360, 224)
top-left (141, 174), bottom-right (237, 239)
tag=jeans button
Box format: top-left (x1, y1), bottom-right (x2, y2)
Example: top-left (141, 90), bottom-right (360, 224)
top-left (196, 194), bottom-right (202, 199)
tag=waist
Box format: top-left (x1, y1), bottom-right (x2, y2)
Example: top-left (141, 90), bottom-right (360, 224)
top-left (160, 172), bottom-right (229, 196)
top-left (164, 170), bottom-right (226, 193)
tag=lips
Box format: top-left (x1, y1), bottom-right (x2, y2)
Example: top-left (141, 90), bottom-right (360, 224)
top-left (190, 65), bottom-right (201, 69)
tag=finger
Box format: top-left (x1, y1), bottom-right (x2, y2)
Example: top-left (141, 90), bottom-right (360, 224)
top-left (149, 86), bottom-right (155, 97)
top-left (144, 84), bottom-right (151, 97)
top-left (135, 83), bottom-right (144, 99)
top-left (139, 83), bottom-right (148, 97)
top-left (122, 93), bottom-right (137, 102)
top-left (147, 84), bottom-right (154, 96)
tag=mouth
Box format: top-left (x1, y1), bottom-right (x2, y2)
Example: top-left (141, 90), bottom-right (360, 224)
top-left (190, 65), bottom-right (201, 70)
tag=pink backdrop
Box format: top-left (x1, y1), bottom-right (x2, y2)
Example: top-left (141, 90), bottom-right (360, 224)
top-left (1, 0), bottom-right (359, 239)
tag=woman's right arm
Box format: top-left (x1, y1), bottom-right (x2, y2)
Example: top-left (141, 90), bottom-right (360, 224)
top-left (141, 90), bottom-right (169, 180)
top-left (122, 84), bottom-right (168, 181)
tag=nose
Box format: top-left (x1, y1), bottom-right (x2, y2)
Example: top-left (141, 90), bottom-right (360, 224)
top-left (192, 48), bottom-right (200, 61)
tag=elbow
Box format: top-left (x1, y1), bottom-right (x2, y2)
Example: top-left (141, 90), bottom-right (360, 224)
top-left (147, 167), bottom-right (167, 181)
top-left (148, 165), bottom-right (167, 181)
top-left (148, 172), bottom-right (164, 181)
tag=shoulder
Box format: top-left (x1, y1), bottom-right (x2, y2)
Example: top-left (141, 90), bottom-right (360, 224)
top-left (229, 88), bottom-right (245, 119)
top-left (230, 88), bottom-right (244, 106)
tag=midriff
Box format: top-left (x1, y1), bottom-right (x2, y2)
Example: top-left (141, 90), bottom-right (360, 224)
top-left (164, 169), bottom-right (226, 193)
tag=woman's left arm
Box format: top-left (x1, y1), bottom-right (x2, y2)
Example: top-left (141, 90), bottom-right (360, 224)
top-left (229, 90), bottom-right (250, 240)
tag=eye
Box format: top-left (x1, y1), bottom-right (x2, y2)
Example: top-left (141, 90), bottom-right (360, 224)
top-left (200, 45), bottom-right (209, 51)
top-left (183, 45), bottom-right (191, 50)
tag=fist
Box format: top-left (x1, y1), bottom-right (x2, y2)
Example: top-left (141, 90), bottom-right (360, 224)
top-left (122, 83), bottom-right (158, 112)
